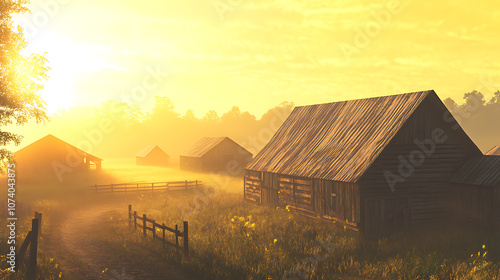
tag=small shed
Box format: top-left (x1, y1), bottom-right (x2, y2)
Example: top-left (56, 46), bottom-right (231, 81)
top-left (486, 146), bottom-right (500, 156)
top-left (136, 145), bottom-right (170, 167)
top-left (180, 137), bottom-right (253, 173)
top-left (14, 134), bottom-right (102, 181)
top-left (244, 90), bottom-right (482, 237)
top-left (451, 156), bottom-right (500, 229)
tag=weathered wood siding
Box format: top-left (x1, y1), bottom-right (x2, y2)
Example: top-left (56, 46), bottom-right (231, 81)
top-left (244, 170), bottom-right (261, 203)
top-left (495, 186), bottom-right (500, 230)
top-left (360, 95), bottom-right (480, 235)
top-left (452, 183), bottom-right (495, 226)
top-left (244, 171), bottom-right (361, 229)
top-left (262, 172), bottom-right (279, 205)
top-left (314, 180), bottom-right (360, 228)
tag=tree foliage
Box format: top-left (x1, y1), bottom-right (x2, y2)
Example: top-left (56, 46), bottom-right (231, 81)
top-left (0, 0), bottom-right (49, 171)
top-left (444, 90), bottom-right (500, 151)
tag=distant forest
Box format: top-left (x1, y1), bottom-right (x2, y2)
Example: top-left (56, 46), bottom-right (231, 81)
top-left (25, 98), bottom-right (295, 159)
top-left (16, 90), bottom-right (499, 160)
top-left (444, 90), bottom-right (500, 153)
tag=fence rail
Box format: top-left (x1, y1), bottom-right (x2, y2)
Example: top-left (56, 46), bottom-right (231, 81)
top-left (128, 205), bottom-right (188, 255)
top-left (92, 180), bottom-right (202, 193)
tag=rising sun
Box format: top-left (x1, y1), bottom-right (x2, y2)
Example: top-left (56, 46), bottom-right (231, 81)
top-left (23, 31), bottom-right (109, 113)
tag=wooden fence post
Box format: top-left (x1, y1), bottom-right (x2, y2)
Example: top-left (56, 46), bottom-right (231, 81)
top-left (185, 180), bottom-right (188, 190)
top-left (143, 214), bottom-right (147, 238)
top-left (128, 205), bottom-right (132, 226)
top-left (137, 183), bottom-right (139, 191)
top-left (27, 218), bottom-right (39, 278)
top-left (183, 221), bottom-right (189, 255)
top-left (163, 223), bottom-right (166, 249)
top-left (95, 184), bottom-right (98, 193)
top-left (111, 183), bottom-right (114, 192)
top-left (152, 220), bottom-right (156, 240)
top-left (175, 225), bottom-right (179, 246)
top-left (195, 180), bottom-right (198, 187)
top-left (134, 211), bottom-right (137, 229)
top-left (152, 183), bottom-right (154, 191)
top-left (34, 212), bottom-right (42, 237)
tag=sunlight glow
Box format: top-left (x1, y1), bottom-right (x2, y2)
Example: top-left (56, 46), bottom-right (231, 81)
top-left (23, 31), bottom-right (110, 113)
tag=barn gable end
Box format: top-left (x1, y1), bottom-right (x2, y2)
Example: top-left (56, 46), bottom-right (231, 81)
top-left (136, 145), bottom-right (170, 167)
top-left (14, 134), bottom-right (102, 181)
top-left (180, 137), bottom-right (252, 173)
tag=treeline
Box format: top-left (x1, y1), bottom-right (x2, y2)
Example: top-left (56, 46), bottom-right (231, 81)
top-left (27, 97), bottom-right (295, 160)
top-left (444, 90), bottom-right (500, 152)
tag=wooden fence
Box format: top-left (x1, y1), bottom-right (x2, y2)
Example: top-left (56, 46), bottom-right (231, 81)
top-left (18, 212), bottom-right (42, 278)
top-left (128, 205), bottom-right (189, 255)
top-left (92, 180), bottom-right (202, 193)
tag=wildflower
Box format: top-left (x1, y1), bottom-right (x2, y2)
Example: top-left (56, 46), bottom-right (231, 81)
top-left (50, 258), bottom-right (54, 262)
top-left (273, 239), bottom-right (278, 244)
top-left (102, 268), bottom-right (108, 273)
top-left (231, 218), bottom-right (235, 222)
top-left (482, 245), bottom-right (486, 249)
top-left (59, 272), bottom-right (63, 278)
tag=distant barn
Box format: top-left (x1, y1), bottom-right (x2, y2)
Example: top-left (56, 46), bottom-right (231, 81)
top-left (451, 156), bottom-right (500, 229)
top-left (486, 146), bottom-right (500, 156)
top-left (14, 134), bottom-right (102, 181)
top-left (244, 90), bottom-right (484, 237)
top-left (136, 145), bottom-right (169, 167)
top-left (180, 137), bottom-right (253, 173)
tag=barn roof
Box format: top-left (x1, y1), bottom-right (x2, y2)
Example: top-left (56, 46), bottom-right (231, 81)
top-left (451, 156), bottom-right (500, 186)
top-left (181, 137), bottom-right (250, 158)
top-left (15, 134), bottom-right (102, 161)
top-left (136, 145), bottom-right (169, 158)
top-left (246, 90), bottom-right (453, 182)
top-left (485, 146), bottom-right (500, 156)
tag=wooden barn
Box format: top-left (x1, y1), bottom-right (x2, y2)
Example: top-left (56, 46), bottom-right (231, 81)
top-left (180, 137), bottom-right (253, 173)
top-left (486, 146), bottom-right (500, 156)
top-left (14, 134), bottom-right (102, 180)
top-left (451, 156), bottom-right (500, 229)
top-left (244, 90), bottom-right (483, 237)
top-left (136, 145), bottom-right (170, 167)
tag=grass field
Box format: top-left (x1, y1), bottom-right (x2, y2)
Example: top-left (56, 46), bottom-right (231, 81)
top-left (2, 161), bottom-right (500, 279)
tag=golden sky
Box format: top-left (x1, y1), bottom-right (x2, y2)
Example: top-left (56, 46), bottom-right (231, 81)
top-left (13, 0), bottom-right (500, 117)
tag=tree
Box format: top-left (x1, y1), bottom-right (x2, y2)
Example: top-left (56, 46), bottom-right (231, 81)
top-left (203, 110), bottom-right (219, 122)
top-left (0, 1), bottom-right (49, 172)
top-left (93, 100), bottom-right (144, 127)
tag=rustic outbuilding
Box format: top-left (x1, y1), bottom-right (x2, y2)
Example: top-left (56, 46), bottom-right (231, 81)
top-left (244, 90), bottom-right (483, 237)
top-left (136, 145), bottom-right (170, 167)
top-left (14, 134), bottom-right (102, 181)
top-left (486, 146), bottom-right (500, 156)
top-left (451, 156), bottom-right (500, 229)
top-left (180, 137), bottom-right (253, 173)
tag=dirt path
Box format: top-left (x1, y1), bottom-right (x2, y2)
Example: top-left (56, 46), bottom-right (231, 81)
top-left (45, 202), bottom-right (192, 280)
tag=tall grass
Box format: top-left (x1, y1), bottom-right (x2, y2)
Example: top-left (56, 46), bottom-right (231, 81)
top-left (106, 191), bottom-right (500, 280)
